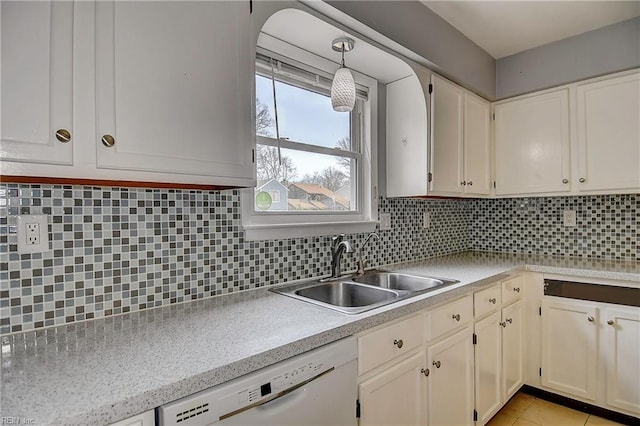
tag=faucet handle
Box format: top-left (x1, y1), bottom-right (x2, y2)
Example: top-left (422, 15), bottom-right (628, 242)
top-left (331, 234), bottom-right (345, 247)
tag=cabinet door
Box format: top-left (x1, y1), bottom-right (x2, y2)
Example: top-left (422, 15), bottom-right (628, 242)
top-left (463, 93), bottom-right (491, 195)
top-left (430, 75), bottom-right (463, 194)
top-left (427, 327), bottom-right (474, 426)
top-left (494, 90), bottom-right (570, 195)
top-left (386, 74), bottom-right (429, 197)
top-left (541, 298), bottom-right (598, 400)
top-left (95, 1), bottom-right (253, 184)
top-left (603, 307), bottom-right (640, 415)
top-left (576, 72), bottom-right (640, 192)
top-left (502, 300), bottom-right (524, 401)
top-left (1, 0), bottom-right (73, 165)
top-left (359, 352), bottom-right (426, 426)
top-left (474, 312), bottom-right (502, 425)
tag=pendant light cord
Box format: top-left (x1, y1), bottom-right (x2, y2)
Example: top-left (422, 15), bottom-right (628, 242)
top-left (270, 58), bottom-right (282, 165)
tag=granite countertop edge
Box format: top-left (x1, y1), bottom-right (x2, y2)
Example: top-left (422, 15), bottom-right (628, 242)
top-left (2, 251), bottom-right (639, 425)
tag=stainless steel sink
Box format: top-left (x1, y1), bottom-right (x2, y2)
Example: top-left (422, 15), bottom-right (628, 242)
top-left (272, 281), bottom-right (401, 314)
top-left (352, 271), bottom-right (459, 292)
top-left (271, 271), bottom-right (459, 314)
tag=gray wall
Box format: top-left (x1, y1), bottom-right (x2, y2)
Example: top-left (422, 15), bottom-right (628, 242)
top-left (497, 17), bottom-right (640, 99)
top-left (325, 1), bottom-right (496, 100)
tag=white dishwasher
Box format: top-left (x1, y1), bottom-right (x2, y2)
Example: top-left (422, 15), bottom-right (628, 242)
top-left (158, 336), bottom-right (358, 426)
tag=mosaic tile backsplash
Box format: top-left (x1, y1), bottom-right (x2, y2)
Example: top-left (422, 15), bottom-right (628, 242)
top-left (470, 194), bottom-right (638, 261)
top-left (0, 184), bottom-right (470, 334)
top-left (1, 184), bottom-right (637, 334)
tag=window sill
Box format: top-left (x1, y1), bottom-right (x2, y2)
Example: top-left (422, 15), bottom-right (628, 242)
top-left (243, 220), bottom-right (378, 241)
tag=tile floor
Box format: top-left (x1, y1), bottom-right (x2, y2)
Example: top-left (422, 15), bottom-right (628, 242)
top-left (487, 392), bottom-right (625, 426)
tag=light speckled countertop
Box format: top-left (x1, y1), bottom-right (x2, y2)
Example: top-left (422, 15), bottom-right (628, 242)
top-left (2, 251), bottom-right (639, 425)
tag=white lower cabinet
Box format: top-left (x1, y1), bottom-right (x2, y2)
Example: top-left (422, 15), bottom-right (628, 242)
top-left (357, 313), bottom-right (428, 425)
top-left (540, 294), bottom-right (640, 417)
top-left (502, 300), bottom-right (524, 401)
top-left (426, 326), bottom-right (475, 426)
top-left (541, 298), bottom-right (598, 400)
top-left (358, 352), bottom-right (427, 426)
top-left (474, 311), bottom-right (502, 425)
top-left (603, 306), bottom-right (640, 415)
top-left (473, 278), bottom-right (524, 426)
top-left (108, 410), bottom-right (155, 426)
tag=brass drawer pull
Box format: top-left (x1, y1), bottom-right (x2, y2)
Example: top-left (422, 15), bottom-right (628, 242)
top-left (393, 339), bottom-right (403, 349)
top-left (452, 314), bottom-right (461, 321)
top-left (55, 129), bottom-right (71, 143)
top-left (101, 134), bottom-right (115, 147)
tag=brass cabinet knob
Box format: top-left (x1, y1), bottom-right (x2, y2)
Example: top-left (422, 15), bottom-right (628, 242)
top-left (588, 316), bottom-right (595, 322)
top-left (513, 287), bottom-right (521, 293)
top-left (461, 181), bottom-right (467, 186)
top-left (506, 318), bottom-right (513, 324)
top-left (421, 368), bottom-right (430, 377)
top-left (562, 179), bottom-right (569, 184)
top-left (489, 298), bottom-right (497, 304)
top-left (452, 314), bottom-right (461, 321)
top-left (101, 134), bottom-right (115, 147)
top-left (55, 129), bottom-right (71, 143)
top-left (607, 320), bottom-right (615, 326)
top-left (579, 178), bottom-right (586, 183)
top-left (394, 339), bottom-right (403, 349)
top-left (500, 321), bottom-right (507, 327)
top-left (468, 181), bottom-right (473, 186)
top-left (432, 360), bottom-right (441, 368)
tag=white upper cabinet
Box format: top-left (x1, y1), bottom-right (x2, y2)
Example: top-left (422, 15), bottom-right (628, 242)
top-left (463, 92), bottom-right (491, 195)
top-left (95, 1), bottom-right (253, 183)
top-left (2, 0), bottom-right (254, 187)
top-left (494, 89), bottom-right (570, 195)
top-left (430, 75), bottom-right (491, 196)
top-left (430, 75), bottom-right (464, 194)
top-left (1, 0), bottom-right (74, 166)
top-left (575, 72), bottom-right (640, 192)
top-left (386, 73), bottom-right (430, 197)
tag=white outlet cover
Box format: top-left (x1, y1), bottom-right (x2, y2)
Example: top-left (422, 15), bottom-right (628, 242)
top-left (379, 213), bottom-right (391, 231)
top-left (16, 215), bottom-right (49, 254)
top-left (563, 210), bottom-right (577, 227)
top-left (423, 211), bottom-right (431, 229)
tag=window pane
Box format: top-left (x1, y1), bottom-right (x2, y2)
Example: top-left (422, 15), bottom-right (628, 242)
top-left (255, 75), bottom-right (351, 150)
top-left (254, 146), bottom-right (356, 212)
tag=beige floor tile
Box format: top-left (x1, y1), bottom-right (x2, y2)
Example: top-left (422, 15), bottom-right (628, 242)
top-left (513, 418), bottom-right (541, 426)
top-left (520, 398), bottom-right (589, 426)
top-left (487, 412), bottom-right (518, 426)
top-left (500, 393), bottom-right (537, 418)
top-left (585, 415), bottom-right (625, 425)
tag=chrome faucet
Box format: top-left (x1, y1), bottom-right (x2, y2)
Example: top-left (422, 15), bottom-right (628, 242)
top-left (357, 232), bottom-right (380, 275)
top-left (327, 234), bottom-right (354, 279)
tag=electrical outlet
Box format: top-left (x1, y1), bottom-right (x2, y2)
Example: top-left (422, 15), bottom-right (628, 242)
top-left (379, 213), bottom-right (391, 231)
top-left (563, 210), bottom-right (577, 227)
top-left (423, 211), bottom-right (431, 229)
top-left (16, 215), bottom-right (49, 254)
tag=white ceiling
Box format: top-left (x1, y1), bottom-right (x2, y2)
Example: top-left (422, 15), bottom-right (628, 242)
top-left (421, 1), bottom-right (640, 59)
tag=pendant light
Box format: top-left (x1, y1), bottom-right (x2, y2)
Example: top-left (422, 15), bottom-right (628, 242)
top-left (331, 37), bottom-right (356, 112)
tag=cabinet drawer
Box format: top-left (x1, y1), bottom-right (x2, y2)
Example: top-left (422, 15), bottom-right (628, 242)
top-left (358, 313), bottom-right (424, 376)
top-left (426, 295), bottom-right (473, 341)
top-left (502, 275), bottom-right (523, 305)
top-left (474, 284), bottom-right (501, 318)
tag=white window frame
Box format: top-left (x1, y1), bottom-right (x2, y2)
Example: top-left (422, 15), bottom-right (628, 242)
top-left (242, 42), bottom-right (378, 241)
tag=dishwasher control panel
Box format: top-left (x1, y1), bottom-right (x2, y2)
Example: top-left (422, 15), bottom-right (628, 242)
top-left (157, 336), bottom-right (357, 425)
top-left (237, 360), bottom-right (327, 405)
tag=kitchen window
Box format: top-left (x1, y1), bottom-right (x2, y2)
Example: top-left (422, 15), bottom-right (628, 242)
top-left (242, 50), bottom-right (378, 240)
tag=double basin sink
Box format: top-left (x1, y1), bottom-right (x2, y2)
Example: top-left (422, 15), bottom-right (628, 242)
top-left (271, 271), bottom-right (459, 314)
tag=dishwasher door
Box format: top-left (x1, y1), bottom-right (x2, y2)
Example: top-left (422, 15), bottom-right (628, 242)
top-left (158, 337), bottom-right (358, 426)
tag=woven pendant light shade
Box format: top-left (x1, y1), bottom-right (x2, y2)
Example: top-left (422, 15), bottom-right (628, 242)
top-left (331, 67), bottom-right (356, 112)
